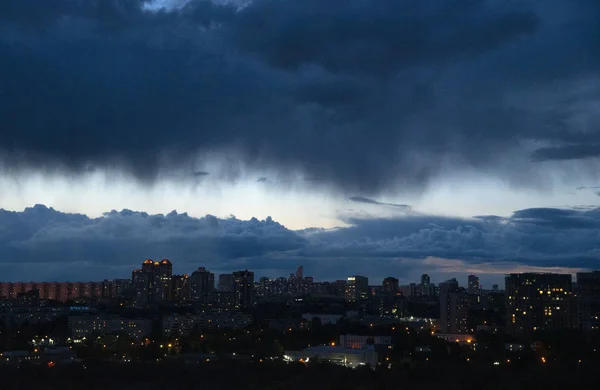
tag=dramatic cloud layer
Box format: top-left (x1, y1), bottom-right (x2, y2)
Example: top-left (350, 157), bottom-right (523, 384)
top-left (1, 0), bottom-right (599, 193)
top-left (0, 205), bottom-right (596, 283)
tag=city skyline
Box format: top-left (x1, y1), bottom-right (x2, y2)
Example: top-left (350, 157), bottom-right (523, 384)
top-left (0, 256), bottom-right (593, 289)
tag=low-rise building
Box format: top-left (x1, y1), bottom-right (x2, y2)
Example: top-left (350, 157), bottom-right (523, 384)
top-left (68, 314), bottom-right (152, 339)
top-left (301, 313), bottom-right (342, 325)
top-left (435, 333), bottom-right (475, 345)
top-left (339, 335), bottom-right (392, 349)
top-left (163, 311), bottom-right (253, 336)
top-left (1, 306), bottom-right (69, 328)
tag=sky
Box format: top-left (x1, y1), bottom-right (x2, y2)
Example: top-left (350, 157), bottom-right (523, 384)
top-left (0, 0), bottom-right (599, 286)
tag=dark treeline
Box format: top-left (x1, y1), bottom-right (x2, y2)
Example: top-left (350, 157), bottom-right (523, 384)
top-left (1, 360), bottom-right (599, 390)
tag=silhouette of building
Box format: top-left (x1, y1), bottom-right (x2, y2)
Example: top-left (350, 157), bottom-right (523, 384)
top-left (190, 267), bottom-right (215, 302)
top-left (171, 274), bottom-right (190, 302)
top-left (382, 277), bottom-right (399, 295)
top-left (468, 275), bottom-right (480, 294)
top-left (155, 259), bottom-right (173, 302)
top-left (218, 274), bottom-right (234, 292)
top-left (576, 271), bottom-right (600, 336)
top-left (232, 270), bottom-right (254, 309)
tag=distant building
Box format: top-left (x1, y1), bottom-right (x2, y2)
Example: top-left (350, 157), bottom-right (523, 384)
top-left (155, 259), bottom-right (173, 302)
top-left (339, 335), bottom-right (391, 349)
top-left (232, 270), bottom-right (254, 309)
top-left (505, 273), bottom-right (573, 335)
top-left (345, 276), bottom-right (369, 303)
top-left (400, 283), bottom-right (418, 298)
top-left (171, 274), bottom-right (191, 302)
top-left (68, 314), bottom-right (152, 339)
top-left (194, 310), bottom-right (253, 330)
top-left (435, 333), bottom-right (475, 345)
top-left (421, 274), bottom-right (431, 286)
top-left (190, 267), bottom-right (215, 302)
top-left (132, 259), bottom-right (173, 306)
top-left (468, 275), bottom-right (480, 294)
top-left (492, 284), bottom-right (499, 292)
top-left (382, 277), bottom-right (399, 295)
top-left (439, 279), bottom-right (470, 334)
top-left (301, 313), bottom-right (342, 325)
top-left (373, 294), bottom-right (404, 318)
top-left (576, 271), bottom-right (600, 336)
top-left (330, 280), bottom-right (348, 297)
top-left (112, 279), bottom-right (132, 298)
top-left (0, 281), bottom-right (115, 302)
top-left (218, 274), bottom-right (234, 292)
top-left (16, 289), bottom-right (40, 306)
top-left (420, 274), bottom-right (434, 296)
top-left (1, 306), bottom-right (69, 328)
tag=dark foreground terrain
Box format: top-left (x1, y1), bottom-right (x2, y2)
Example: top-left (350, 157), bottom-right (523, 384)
top-left (1, 361), bottom-right (598, 390)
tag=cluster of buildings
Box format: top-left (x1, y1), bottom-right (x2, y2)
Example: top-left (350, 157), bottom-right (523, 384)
top-left (438, 272), bottom-right (600, 337)
top-left (0, 280), bottom-right (129, 302)
top-left (131, 260), bottom-right (255, 309)
top-left (1, 260), bottom-right (599, 342)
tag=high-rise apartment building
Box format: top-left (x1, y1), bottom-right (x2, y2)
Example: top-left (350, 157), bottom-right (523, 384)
top-left (421, 274), bottom-right (431, 286)
top-left (576, 271), bottom-right (600, 336)
top-left (420, 274), bottom-right (434, 296)
top-left (382, 277), bottom-right (399, 295)
top-left (218, 274), bottom-right (234, 292)
top-left (345, 276), bottom-right (369, 303)
top-left (439, 279), bottom-right (470, 333)
top-left (171, 274), bottom-right (190, 302)
top-left (232, 270), bottom-right (254, 309)
top-left (190, 267), bottom-right (215, 302)
top-left (132, 259), bottom-right (173, 306)
top-left (155, 259), bottom-right (173, 302)
top-left (468, 275), bottom-right (480, 294)
top-left (505, 273), bottom-right (573, 335)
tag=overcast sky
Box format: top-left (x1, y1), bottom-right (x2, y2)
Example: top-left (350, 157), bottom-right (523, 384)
top-left (0, 0), bottom-right (599, 285)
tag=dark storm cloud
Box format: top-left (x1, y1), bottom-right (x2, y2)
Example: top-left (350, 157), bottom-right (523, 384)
top-left (532, 144), bottom-right (600, 161)
top-left (0, 204), bottom-right (305, 279)
top-left (231, 0), bottom-right (539, 76)
top-left (348, 196), bottom-right (411, 209)
top-left (0, 204), bottom-right (597, 280)
top-left (299, 207), bottom-right (600, 269)
top-left (0, 0), bottom-right (599, 191)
